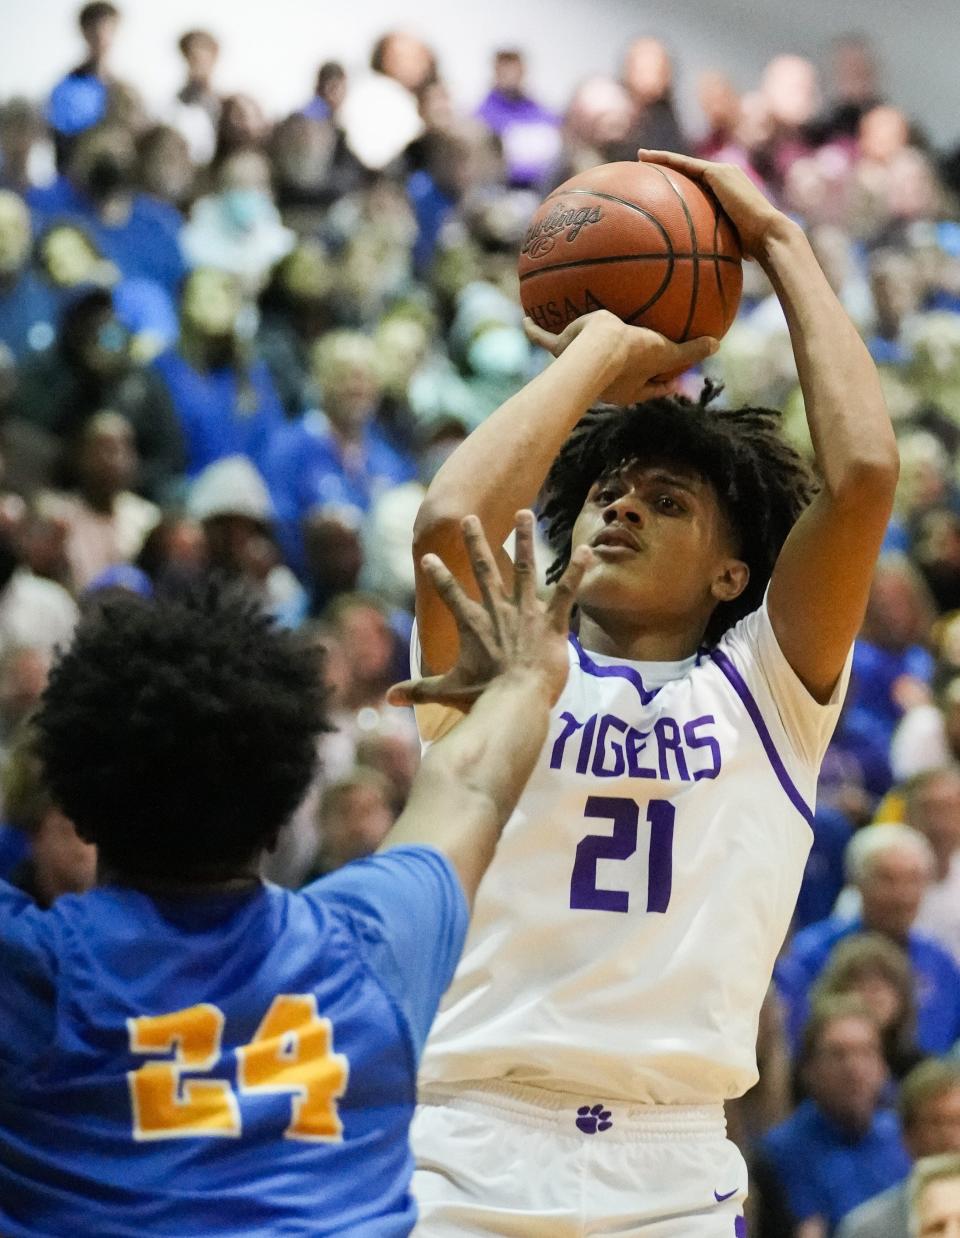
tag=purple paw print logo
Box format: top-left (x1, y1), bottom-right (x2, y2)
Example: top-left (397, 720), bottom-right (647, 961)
top-left (576, 1103), bottom-right (613, 1134)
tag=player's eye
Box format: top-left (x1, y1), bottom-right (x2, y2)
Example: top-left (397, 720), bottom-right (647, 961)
top-left (654, 494), bottom-right (684, 513)
top-left (594, 487), bottom-right (619, 505)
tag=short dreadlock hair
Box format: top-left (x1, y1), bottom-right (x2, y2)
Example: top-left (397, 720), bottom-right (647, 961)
top-left (36, 583), bottom-right (330, 880)
top-left (539, 385), bottom-right (815, 645)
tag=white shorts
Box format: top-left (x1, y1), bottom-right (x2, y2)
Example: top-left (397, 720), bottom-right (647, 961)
top-left (412, 1081), bottom-right (748, 1237)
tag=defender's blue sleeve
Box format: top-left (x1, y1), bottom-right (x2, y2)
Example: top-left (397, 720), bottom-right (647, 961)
top-left (0, 881), bottom-right (57, 1075)
top-left (303, 846), bottom-right (469, 1057)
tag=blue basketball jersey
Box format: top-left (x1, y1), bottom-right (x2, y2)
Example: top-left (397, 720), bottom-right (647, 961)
top-left (0, 845), bottom-right (467, 1237)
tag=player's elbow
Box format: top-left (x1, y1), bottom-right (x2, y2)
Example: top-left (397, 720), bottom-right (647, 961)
top-left (828, 442), bottom-right (899, 510)
top-left (413, 499), bottom-right (466, 562)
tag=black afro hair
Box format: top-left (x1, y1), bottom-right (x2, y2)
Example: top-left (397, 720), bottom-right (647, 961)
top-left (539, 385), bottom-right (816, 645)
top-left (36, 582), bottom-right (330, 880)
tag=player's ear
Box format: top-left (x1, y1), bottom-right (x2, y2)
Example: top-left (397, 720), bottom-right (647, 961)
top-left (711, 557), bottom-right (749, 604)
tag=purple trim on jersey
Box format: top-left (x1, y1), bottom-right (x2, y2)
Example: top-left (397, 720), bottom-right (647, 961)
top-left (710, 647), bottom-right (815, 828)
top-left (568, 635), bottom-right (662, 705)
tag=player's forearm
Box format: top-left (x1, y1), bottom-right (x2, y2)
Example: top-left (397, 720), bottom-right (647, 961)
top-left (419, 669), bottom-right (551, 824)
top-left (760, 220), bottom-right (898, 501)
top-left (414, 325), bottom-right (625, 553)
top-left (381, 669), bottom-right (552, 902)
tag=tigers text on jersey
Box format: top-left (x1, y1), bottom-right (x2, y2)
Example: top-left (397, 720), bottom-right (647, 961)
top-left (415, 601), bottom-right (850, 1107)
top-left (0, 846), bottom-right (467, 1237)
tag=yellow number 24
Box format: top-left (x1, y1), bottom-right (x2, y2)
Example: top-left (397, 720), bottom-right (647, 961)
top-left (128, 996), bottom-right (349, 1142)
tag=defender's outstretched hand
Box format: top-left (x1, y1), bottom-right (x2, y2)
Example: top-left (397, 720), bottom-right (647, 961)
top-left (523, 310), bottom-right (717, 405)
top-left (636, 149), bottom-right (785, 259)
top-left (390, 511), bottom-right (591, 712)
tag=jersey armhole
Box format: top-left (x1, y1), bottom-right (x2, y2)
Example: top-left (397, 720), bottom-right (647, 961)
top-left (409, 622), bottom-right (466, 743)
top-left (718, 594), bottom-right (852, 773)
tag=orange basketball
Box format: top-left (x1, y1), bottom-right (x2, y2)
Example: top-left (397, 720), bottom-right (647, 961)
top-left (518, 161), bottom-right (742, 343)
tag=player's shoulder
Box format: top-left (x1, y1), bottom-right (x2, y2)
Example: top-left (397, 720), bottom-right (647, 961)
top-left (0, 879), bottom-right (48, 934)
top-left (301, 848), bottom-right (469, 1056)
top-left (710, 594), bottom-right (853, 775)
top-left (0, 879), bottom-right (60, 979)
top-left (711, 599), bottom-right (773, 663)
top-left (301, 846), bottom-right (465, 933)
top-left (685, 603), bottom-right (776, 706)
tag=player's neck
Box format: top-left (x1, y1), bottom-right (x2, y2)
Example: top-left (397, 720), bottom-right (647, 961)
top-left (576, 610), bottom-right (703, 663)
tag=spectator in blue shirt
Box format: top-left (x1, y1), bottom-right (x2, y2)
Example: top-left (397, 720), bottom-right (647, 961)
top-left (795, 805), bottom-right (855, 932)
top-left (153, 268), bottom-right (286, 478)
top-left (301, 62), bottom-right (347, 124)
top-left (777, 824), bottom-right (960, 1056)
top-left (844, 554), bottom-right (937, 751)
top-left (758, 996), bottom-right (911, 1236)
top-left (34, 221), bottom-right (179, 358)
top-left (838, 1057), bottom-right (960, 1238)
top-left (866, 249), bottom-right (922, 367)
top-left (0, 513), bottom-right (589, 1236)
top-left (45, 3), bottom-right (119, 168)
top-left (265, 330), bottom-right (416, 574)
top-left (819, 678), bottom-right (896, 822)
top-left (28, 125), bottom-right (186, 296)
top-left (0, 191), bottom-right (60, 363)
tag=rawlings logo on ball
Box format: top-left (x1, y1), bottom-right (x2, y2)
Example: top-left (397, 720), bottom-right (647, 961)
top-left (521, 202), bottom-right (603, 258)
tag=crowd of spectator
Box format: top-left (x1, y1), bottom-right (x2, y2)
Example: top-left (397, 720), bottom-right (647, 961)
top-left (2, 4), bottom-right (960, 1235)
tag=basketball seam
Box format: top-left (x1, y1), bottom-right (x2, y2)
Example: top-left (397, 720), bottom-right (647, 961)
top-left (650, 167), bottom-right (699, 342)
top-left (518, 252), bottom-right (739, 282)
top-left (624, 265), bottom-right (674, 324)
top-left (713, 208), bottom-right (728, 330)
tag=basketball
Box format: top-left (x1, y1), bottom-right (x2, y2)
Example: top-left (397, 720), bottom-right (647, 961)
top-left (518, 161), bottom-right (743, 343)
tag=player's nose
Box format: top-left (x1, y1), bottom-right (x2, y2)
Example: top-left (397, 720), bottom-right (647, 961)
top-left (602, 496), bottom-right (643, 525)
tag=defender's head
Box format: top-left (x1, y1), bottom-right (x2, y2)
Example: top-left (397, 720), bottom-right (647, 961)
top-left (36, 584), bottom-right (329, 884)
top-left (540, 389), bottom-right (814, 646)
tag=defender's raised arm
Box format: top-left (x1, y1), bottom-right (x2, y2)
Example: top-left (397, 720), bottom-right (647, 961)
top-left (385, 512), bottom-right (591, 902)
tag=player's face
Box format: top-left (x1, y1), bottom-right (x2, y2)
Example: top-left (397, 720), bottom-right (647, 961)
top-left (569, 463), bottom-right (748, 637)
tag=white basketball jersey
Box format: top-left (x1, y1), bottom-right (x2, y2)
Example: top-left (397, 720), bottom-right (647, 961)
top-left (414, 601), bottom-right (850, 1106)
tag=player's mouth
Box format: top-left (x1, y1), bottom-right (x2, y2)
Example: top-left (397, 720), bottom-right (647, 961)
top-left (591, 527), bottom-right (643, 555)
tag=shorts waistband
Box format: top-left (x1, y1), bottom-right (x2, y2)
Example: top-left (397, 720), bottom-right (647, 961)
top-left (418, 1079), bottom-right (727, 1142)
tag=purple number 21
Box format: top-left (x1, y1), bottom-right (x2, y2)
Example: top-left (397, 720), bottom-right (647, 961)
top-left (569, 796), bottom-right (675, 914)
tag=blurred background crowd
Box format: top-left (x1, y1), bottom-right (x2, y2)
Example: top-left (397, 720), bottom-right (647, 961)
top-left (2, 5), bottom-right (960, 1235)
